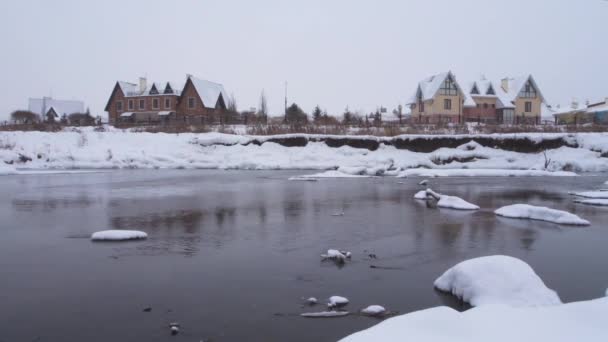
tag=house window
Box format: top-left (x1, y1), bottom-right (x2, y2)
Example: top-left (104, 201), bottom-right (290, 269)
top-left (128, 99), bottom-right (134, 110)
top-left (483, 103), bottom-right (488, 109)
top-left (491, 104), bottom-right (495, 108)
top-left (165, 98), bottom-right (171, 109)
top-left (152, 98), bottom-right (159, 109)
top-left (444, 99), bottom-right (452, 110)
top-left (188, 97), bottom-right (195, 109)
top-left (520, 81), bottom-right (538, 98)
top-left (525, 101), bottom-right (532, 112)
top-left (116, 101), bottom-right (123, 111)
top-left (139, 99), bottom-right (145, 110)
top-left (419, 102), bottom-right (425, 112)
top-left (439, 75), bottom-right (458, 96)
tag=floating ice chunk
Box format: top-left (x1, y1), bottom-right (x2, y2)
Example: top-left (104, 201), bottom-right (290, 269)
top-left (91, 230), bottom-right (148, 241)
top-left (361, 305), bottom-right (386, 316)
top-left (419, 179), bottom-right (428, 185)
top-left (414, 190), bottom-right (428, 200)
top-left (574, 198), bottom-right (608, 206)
top-left (572, 191), bottom-right (608, 199)
top-left (426, 189), bottom-right (479, 210)
top-left (301, 311), bottom-right (349, 318)
top-left (434, 255), bottom-right (561, 307)
top-left (306, 297), bottom-right (318, 305)
top-left (328, 296), bottom-right (349, 308)
top-left (321, 249), bottom-right (351, 263)
top-left (289, 170), bottom-right (371, 180)
top-left (495, 204), bottom-right (590, 226)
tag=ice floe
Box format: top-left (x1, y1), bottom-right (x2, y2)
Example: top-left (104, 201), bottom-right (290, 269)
top-left (398, 168), bottom-right (578, 178)
top-left (301, 311), bottom-right (349, 318)
top-left (572, 191), bottom-right (608, 199)
top-left (91, 230), bottom-right (148, 241)
top-left (574, 198), bottom-right (608, 206)
top-left (361, 305), bottom-right (387, 316)
top-left (495, 204), bottom-right (590, 225)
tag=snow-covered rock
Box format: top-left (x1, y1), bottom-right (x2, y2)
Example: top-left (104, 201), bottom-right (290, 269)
top-left (398, 168), bottom-right (578, 178)
top-left (91, 230), bottom-right (148, 241)
top-left (574, 198), bottom-right (608, 206)
top-left (495, 204), bottom-right (590, 226)
top-left (361, 305), bottom-right (386, 316)
top-left (414, 190), bottom-right (428, 200)
top-left (301, 311), bottom-right (349, 318)
top-left (322, 249), bottom-right (348, 262)
top-left (338, 297), bottom-right (608, 342)
top-left (427, 189), bottom-right (479, 210)
top-left (328, 296), bottom-right (349, 308)
top-left (434, 255), bottom-right (561, 307)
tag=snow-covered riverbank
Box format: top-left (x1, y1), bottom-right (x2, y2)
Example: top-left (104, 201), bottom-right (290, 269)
top-left (2, 129), bottom-right (608, 174)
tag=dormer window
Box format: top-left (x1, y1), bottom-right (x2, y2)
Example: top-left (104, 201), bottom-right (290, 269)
top-left (471, 84), bottom-right (480, 95)
top-left (164, 84), bottom-right (173, 94)
top-left (149, 84), bottom-right (159, 95)
top-left (487, 85), bottom-right (495, 95)
top-left (439, 75), bottom-right (458, 96)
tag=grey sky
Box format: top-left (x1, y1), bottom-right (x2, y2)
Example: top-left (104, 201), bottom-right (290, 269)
top-left (0, 0), bottom-right (606, 121)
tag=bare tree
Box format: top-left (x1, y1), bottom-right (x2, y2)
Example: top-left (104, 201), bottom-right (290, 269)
top-left (11, 110), bottom-right (39, 124)
top-left (227, 93), bottom-right (238, 113)
top-left (258, 90), bottom-right (268, 124)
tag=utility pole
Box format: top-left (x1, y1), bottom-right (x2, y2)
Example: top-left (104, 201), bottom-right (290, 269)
top-left (284, 81), bottom-right (288, 123)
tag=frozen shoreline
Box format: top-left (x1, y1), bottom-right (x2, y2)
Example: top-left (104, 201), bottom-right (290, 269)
top-left (2, 129), bottom-right (608, 174)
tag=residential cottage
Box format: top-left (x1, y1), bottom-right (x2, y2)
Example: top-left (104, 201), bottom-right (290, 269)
top-left (408, 72), bottom-right (546, 124)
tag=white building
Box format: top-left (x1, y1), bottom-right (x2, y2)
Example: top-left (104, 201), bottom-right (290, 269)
top-left (28, 97), bottom-right (85, 122)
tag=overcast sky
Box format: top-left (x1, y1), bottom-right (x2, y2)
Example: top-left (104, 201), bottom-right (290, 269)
top-left (0, 0), bottom-right (606, 121)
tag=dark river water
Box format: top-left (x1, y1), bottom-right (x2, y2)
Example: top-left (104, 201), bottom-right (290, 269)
top-left (1, 170), bottom-right (607, 342)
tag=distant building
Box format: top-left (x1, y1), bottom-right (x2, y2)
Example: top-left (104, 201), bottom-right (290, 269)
top-left (105, 75), bottom-right (229, 125)
top-left (553, 97), bottom-right (608, 125)
top-left (408, 72), bottom-right (546, 125)
top-left (28, 97), bottom-right (85, 123)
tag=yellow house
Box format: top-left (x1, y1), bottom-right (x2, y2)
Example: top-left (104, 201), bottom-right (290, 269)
top-left (408, 71), bottom-right (468, 124)
top-left (498, 75), bottom-right (545, 124)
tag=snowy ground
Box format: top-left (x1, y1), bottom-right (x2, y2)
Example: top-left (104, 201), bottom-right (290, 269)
top-left (2, 129), bottom-right (608, 174)
top-left (341, 255), bottom-right (606, 342)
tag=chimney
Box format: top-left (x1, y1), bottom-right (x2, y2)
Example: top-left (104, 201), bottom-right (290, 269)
top-left (139, 77), bottom-right (147, 93)
top-left (571, 98), bottom-right (579, 110)
top-left (501, 78), bottom-right (510, 93)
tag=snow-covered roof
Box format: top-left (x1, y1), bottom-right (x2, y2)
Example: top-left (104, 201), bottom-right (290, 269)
top-left (189, 76), bottom-right (229, 109)
top-left (408, 71), bottom-right (464, 105)
top-left (29, 97), bottom-right (84, 116)
top-left (499, 75), bottom-right (545, 104)
top-left (118, 81), bottom-right (181, 97)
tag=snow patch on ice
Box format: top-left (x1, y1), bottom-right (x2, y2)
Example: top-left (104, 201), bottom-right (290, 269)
top-left (0, 163), bottom-right (17, 175)
top-left (414, 190), bottom-right (428, 200)
top-left (91, 230), bottom-right (148, 241)
top-left (301, 311), bottom-right (349, 318)
top-left (574, 198), bottom-right (608, 206)
top-left (572, 191), bottom-right (608, 199)
top-left (434, 255), bottom-right (561, 307)
top-left (495, 204), bottom-right (590, 225)
top-left (427, 189), bottom-right (479, 210)
top-left (398, 168), bottom-right (578, 178)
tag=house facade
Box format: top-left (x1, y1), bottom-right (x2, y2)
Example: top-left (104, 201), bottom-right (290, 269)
top-left (105, 75), bottom-right (228, 125)
top-left (408, 72), bottom-right (546, 125)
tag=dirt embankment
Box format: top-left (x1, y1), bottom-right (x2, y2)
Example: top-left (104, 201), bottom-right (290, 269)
top-left (234, 135), bottom-right (578, 153)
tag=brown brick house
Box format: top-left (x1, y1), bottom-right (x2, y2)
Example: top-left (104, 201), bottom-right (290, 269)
top-left (105, 75), bottom-right (228, 125)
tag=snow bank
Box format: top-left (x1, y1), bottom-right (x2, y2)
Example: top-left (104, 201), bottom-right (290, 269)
top-left (0, 163), bottom-right (17, 175)
top-left (434, 255), bottom-right (561, 307)
top-left (2, 131), bottom-right (608, 173)
top-left (91, 230), bottom-right (148, 241)
top-left (361, 305), bottom-right (386, 316)
top-left (495, 204), bottom-right (590, 226)
top-left (338, 297), bottom-right (608, 342)
top-left (427, 189), bottom-right (479, 210)
top-left (572, 191), bottom-right (608, 199)
top-left (398, 168), bottom-right (578, 178)
top-left (574, 198), bottom-right (608, 206)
